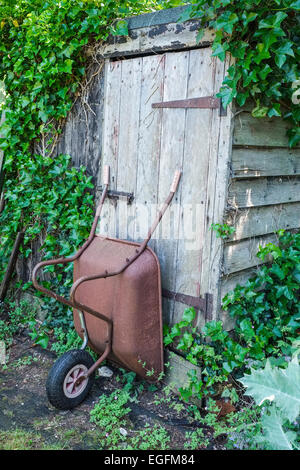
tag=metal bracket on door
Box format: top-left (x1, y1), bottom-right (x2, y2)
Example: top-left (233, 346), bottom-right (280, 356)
top-left (162, 289), bottom-right (213, 321)
top-left (97, 186), bottom-right (134, 205)
top-left (152, 96), bottom-right (227, 117)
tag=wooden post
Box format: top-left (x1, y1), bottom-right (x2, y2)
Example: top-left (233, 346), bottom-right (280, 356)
top-left (0, 231), bottom-right (24, 302)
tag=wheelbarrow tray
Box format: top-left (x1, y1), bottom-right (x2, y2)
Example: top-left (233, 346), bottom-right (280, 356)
top-left (73, 235), bottom-right (164, 381)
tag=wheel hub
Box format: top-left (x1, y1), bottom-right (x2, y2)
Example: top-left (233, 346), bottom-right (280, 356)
top-left (63, 364), bottom-right (88, 398)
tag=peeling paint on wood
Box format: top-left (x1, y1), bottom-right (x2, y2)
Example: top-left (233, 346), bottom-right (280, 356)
top-left (97, 22), bottom-right (215, 59)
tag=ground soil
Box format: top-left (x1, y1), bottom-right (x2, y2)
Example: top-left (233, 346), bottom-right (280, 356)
top-left (0, 332), bottom-right (225, 450)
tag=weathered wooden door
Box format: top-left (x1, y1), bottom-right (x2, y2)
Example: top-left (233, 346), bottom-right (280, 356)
top-left (98, 48), bottom-right (232, 327)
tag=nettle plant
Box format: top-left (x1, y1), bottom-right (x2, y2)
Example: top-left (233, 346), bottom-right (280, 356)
top-left (164, 230), bottom-right (300, 401)
top-left (181, 0), bottom-right (300, 146)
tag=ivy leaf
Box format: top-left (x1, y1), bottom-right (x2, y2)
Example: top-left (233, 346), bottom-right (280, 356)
top-left (212, 41), bottom-right (229, 61)
top-left (254, 43), bottom-right (271, 64)
top-left (290, 0), bottom-right (300, 9)
top-left (258, 12), bottom-right (288, 30)
top-left (276, 41), bottom-right (295, 57)
top-left (38, 109), bottom-right (48, 123)
top-left (216, 12), bottom-right (239, 34)
top-left (182, 307), bottom-right (196, 323)
top-left (270, 263), bottom-right (285, 280)
top-left (34, 335), bottom-right (49, 349)
top-left (252, 104), bottom-right (268, 117)
top-left (275, 53), bottom-right (287, 68)
top-left (61, 59), bottom-right (73, 74)
top-left (217, 85), bottom-right (235, 107)
top-left (259, 64), bottom-right (272, 80)
top-left (268, 104), bottom-right (281, 117)
top-left (20, 96), bottom-right (30, 108)
top-left (113, 20), bottom-right (128, 36)
top-left (275, 285), bottom-right (293, 300)
top-left (241, 11), bottom-right (258, 27)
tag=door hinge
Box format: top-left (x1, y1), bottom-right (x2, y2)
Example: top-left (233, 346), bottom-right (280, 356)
top-left (162, 289), bottom-right (213, 321)
top-left (152, 96), bottom-right (227, 116)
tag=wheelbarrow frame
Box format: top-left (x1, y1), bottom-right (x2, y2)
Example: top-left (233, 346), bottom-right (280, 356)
top-left (32, 166), bottom-right (181, 387)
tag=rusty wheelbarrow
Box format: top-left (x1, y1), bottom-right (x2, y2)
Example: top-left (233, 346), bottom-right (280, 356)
top-left (32, 166), bottom-right (181, 409)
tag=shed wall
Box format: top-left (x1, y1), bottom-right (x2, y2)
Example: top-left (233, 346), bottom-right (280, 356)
top-left (15, 7), bottom-right (300, 333)
top-left (17, 15), bottom-right (233, 330)
top-left (221, 108), bottom-right (300, 329)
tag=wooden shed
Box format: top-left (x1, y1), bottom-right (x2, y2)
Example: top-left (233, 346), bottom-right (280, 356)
top-left (26, 6), bottom-right (300, 336)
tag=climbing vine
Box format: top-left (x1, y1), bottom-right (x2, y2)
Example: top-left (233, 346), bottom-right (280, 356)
top-left (164, 230), bottom-right (300, 401)
top-left (0, 0), bottom-right (174, 304)
top-left (182, 0), bottom-right (300, 146)
top-left (0, 0), bottom-right (299, 314)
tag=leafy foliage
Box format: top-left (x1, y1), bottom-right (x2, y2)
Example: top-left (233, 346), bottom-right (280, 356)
top-left (223, 230), bottom-right (300, 366)
top-left (239, 357), bottom-right (300, 450)
top-left (164, 231), bottom-right (300, 401)
top-left (240, 357), bottom-right (300, 422)
top-left (0, 299), bottom-right (38, 347)
top-left (210, 222), bottom-right (235, 239)
top-left (182, 0), bottom-right (300, 146)
top-left (0, 0), bottom-right (175, 327)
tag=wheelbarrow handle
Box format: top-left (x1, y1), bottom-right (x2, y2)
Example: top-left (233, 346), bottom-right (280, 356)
top-left (103, 165), bottom-right (110, 185)
top-left (32, 255), bottom-right (113, 326)
top-left (70, 169), bottom-right (182, 304)
top-left (170, 170), bottom-right (181, 193)
top-left (95, 165), bottom-right (110, 217)
top-left (32, 164), bottom-right (112, 324)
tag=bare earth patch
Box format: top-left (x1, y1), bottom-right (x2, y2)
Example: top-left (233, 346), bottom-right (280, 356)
top-left (0, 333), bottom-right (222, 450)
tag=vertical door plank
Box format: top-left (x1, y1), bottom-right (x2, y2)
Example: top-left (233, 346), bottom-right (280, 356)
top-left (198, 53), bottom-right (233, 324)
top-left (172, 48), bottom-right (216, 327)
top-left (206, 53), bottom-right (234, 321)
top-left (155, 51), bottom-right (189, 324)
top-left (133, 54), bottom-right (166, 251)
top-left (98, 60), bottom-right (122, 238)
top-left (116, 57), bottom-right (142, 241)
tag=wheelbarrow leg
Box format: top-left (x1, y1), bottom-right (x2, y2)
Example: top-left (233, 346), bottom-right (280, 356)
top-left (84, 324), bottom-right (112, 378)
top-left (77, 310), bottom-right (89, 350)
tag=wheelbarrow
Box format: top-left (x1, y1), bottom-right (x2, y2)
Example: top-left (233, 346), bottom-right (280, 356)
top-left (32, 166), bottom-right (181, 410)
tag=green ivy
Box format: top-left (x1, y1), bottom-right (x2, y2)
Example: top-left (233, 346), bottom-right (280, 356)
top-left (182, 0), bottom-right (300, 147)
top-left (164, 231), bottom-right (300, 401)
top-left (0, 0), bottom-right (174, 320)
top-left (0, 0), bottom-right (299, 333)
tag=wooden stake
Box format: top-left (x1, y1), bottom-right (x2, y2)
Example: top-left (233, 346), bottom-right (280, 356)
top-left (0, 231), bottom-right (24, 302)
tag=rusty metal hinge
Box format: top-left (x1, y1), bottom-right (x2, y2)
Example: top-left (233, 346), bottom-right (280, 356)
top-left (152, 96), bottom-right (227, 116)
top-left (162, 289), bottom-right (213, 321)
top-left (97, 186), bottom-right (134, 205)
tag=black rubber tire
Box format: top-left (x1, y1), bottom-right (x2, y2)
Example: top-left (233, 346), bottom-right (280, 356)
top-left (46, 349), bottom-right (95, 410)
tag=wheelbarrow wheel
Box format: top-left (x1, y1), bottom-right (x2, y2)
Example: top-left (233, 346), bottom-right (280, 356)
top-left (46, 349), bottom-right (95, 410)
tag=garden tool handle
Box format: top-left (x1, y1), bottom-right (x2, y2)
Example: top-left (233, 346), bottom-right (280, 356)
top-left (70, 170), bottom-right (182, 309)
top-left (170, 170), bottom-right (181, 193)
top-left (95, 165), bottom-right (110, 218)
top-left (103, 165), bottom-right (110, 185)
top-left (142, 169), bottom-right (181, 244)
